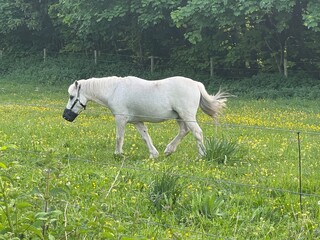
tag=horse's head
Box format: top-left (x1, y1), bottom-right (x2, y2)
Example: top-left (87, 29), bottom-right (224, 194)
top-left (63, 81), bottom-right (87, 122)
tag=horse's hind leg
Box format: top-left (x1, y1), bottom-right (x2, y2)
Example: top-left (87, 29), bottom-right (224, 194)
top-left (185, 121), bottom-right (206, 156)
top-left (134, 122), bottom-right (159, 158)
top-left (114, 115), bottom-right (127, 156)
top-left (165, 121), bottom-right (189, 156)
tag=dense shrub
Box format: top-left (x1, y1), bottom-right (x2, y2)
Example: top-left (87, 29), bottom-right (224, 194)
top-left (1, 54), bottom-right (319, 99)
top-left (211, 73), bottom-right (320, 99)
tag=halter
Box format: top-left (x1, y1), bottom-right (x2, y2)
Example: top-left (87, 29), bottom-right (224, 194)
top-left (70, 85), bottom-right (86, 110)
top-left (70, 98), bottom-right (86, 110)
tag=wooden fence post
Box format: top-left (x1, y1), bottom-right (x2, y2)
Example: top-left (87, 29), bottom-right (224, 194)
top-left (43, 48), bottom-right (47, 62)
top-left (150, 56), bottom-right (155, 73)
top-left (94, 50), bottom-right (97, 64)
top-left (210, 57), bottom-right (214, 77)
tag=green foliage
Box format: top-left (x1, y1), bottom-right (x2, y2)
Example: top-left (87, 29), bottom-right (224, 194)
top-left (204, 136), bottom-right (240, 163)
top-left (219, 73), bottom-right (320, 99)
top-left (0, 53), bottom-right (208, 86)
top-left (0, 0), bottom-right (57, 50)
top-left (0, 55), bottom-right (143, 84)
top-left (190, 192), bottom-right (225, 220)
top-left (0, 161), bottom-right (61, 239)
top-left (303, 0), bottom-right (320, 31)
top-left (149, 171), bottom-right (182, 212)
top-left (0, 0), bottom-right (42, 33)
top-left (1, 0), bottom-right (320, 76)
top-left (2, 52), bottom-right (320, 100)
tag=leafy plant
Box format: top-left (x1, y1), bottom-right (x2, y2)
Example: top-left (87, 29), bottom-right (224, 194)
top-left (203, 136), bottom-right (239, 163)
top-left (191, 192), bottom-right (225, 220)
top-left (149, 171), bottom-right (182, 211)
top-left (0, 155), bottom-right (66, 239)
top-left (0, 161), bottom-right (43, 238)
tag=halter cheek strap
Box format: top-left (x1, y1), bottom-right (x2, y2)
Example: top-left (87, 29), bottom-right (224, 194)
top-left (70, 98), bottom-right (86, 110)
top-left (70, 85), bottom-right (87, 110)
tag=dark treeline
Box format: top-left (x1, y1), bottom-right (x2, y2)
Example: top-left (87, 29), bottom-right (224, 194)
top-left (0, 0), bottom-right (320, 79)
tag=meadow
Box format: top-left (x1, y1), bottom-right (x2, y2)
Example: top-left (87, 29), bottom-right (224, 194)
top-left (1, 81), bottom-right (320, 239)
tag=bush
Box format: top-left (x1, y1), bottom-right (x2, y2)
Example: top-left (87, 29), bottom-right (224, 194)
top-left (1, 54), bottom-right (320, 99)
top-left (219, 73), bottom-right (320, 99)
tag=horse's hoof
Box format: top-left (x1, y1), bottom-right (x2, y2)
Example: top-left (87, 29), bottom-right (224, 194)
top-left (113, 153), bottom-right (125, 160)
top-left (164, 151), bottom-right (173, 157)
top-left (149, 154), bottom-right (159, 159)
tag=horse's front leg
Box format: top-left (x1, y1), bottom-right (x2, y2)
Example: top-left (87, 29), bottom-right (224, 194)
top-left (114, 115), bottom-right (127, 156)
top-left (134, 122), bottom-right (159, 158)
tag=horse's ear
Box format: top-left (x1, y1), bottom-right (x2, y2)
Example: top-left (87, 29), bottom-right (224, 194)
top-left (74, 80), bottom-right (79, 88)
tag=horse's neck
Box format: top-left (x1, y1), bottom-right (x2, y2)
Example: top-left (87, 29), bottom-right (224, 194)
top-left (83, 78), bottom-right (118, 106)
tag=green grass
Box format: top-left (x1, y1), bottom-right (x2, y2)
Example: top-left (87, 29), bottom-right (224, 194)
top-left (0, 80), bottom-right (320, 239)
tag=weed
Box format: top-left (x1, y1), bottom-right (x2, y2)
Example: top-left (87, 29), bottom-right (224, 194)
top-left (149, 171), bottom-right (182, 212)
top-left (191, 192), bottom-right (225, 219)
top-left (203, 136), bottom-right (240, 163)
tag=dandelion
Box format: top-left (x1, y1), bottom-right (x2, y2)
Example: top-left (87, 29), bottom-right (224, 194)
top-left (166, 230), bottom-right (173, 238)
top-left (131, 196), bottom-right (136, 203)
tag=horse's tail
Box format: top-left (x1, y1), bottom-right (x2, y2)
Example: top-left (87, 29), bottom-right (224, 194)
top-left (198, 83), bottom-right (229, 121)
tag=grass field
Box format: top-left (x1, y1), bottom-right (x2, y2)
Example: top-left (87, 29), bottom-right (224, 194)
top-left (1, 81), bottom-right (320, 239)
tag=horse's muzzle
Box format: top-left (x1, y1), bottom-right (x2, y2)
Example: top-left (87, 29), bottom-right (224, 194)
top-left (63, 108), bottom-right (78, 122)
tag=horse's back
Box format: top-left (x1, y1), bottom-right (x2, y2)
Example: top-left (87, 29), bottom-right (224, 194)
top-left (122, 76), bottom-right (200, 103)
top-left (124, 76), bottom-right (200, 96)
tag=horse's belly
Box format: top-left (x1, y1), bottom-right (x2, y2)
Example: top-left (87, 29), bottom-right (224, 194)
top-left (128, 109), bottom-right (179, 123)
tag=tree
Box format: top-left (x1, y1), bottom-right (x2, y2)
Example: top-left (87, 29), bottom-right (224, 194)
top-left (0, 0), bottom-right (58, 51)
top-left (303, 0), bottom-right (320, 32)
top-left (171, 0), bottom-right (320, 76)
top-left (0, 0), bottom-right (319, 78)
top-left (49, 0), bottom-right (185, 58)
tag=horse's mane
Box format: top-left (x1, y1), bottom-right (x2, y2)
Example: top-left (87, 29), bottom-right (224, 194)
top-left (82, 77), bottom-right (120, 98)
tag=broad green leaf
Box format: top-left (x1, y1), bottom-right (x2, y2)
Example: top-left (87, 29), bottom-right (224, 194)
top-left (0, 162), bottom-right (7, 169)
top-left (16, 201), bottom-right (33, 209)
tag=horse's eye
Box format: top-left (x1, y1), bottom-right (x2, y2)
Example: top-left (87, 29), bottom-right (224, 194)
top-left (69, 96), bottom-right (75, 100)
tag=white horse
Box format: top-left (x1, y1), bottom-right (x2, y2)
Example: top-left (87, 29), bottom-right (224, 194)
top-left (63, 76), bottom-right (228, 158)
